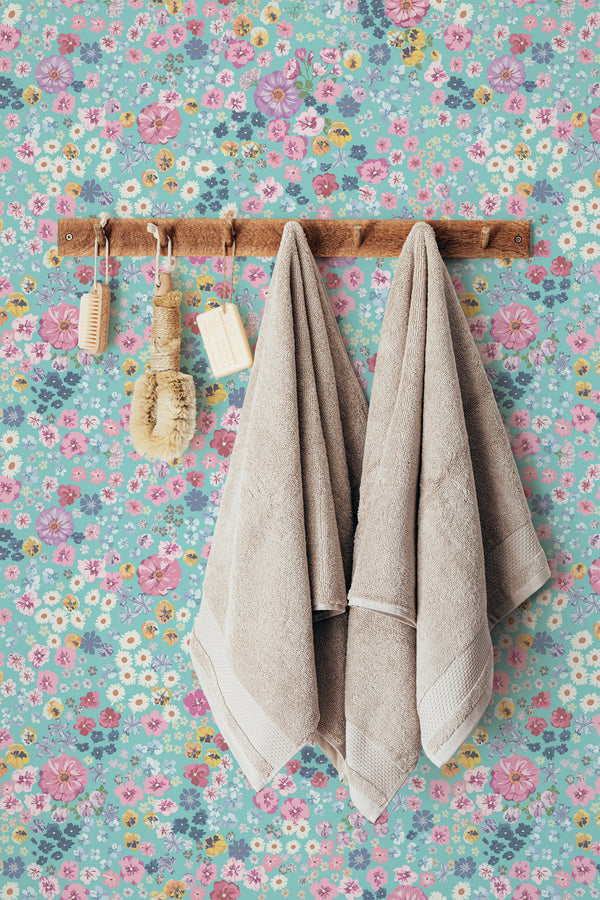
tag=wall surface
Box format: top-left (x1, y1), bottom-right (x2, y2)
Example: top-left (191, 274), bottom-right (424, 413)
top-left (1, 0), bottom-right (600, 898)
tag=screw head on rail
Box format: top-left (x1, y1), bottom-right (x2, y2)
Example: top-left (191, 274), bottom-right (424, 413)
top-left (65, 233), bottom-right (73, 240)
top-left (514, 235), bottom-right (522, 243)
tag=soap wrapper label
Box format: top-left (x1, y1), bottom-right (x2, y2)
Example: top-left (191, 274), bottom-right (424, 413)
top-left (196, 304), bottom-right (253, 379)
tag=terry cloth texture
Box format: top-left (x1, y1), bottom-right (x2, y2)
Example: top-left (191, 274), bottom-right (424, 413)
top-left (189, 220), bottom-right (368, 791)
top-left (190, 220), bottom-right (551, 822)
top-left (346, 222), bottom-right (551, 821)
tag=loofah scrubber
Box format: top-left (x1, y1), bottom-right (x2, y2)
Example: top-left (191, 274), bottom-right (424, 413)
top-left (130, 272), bottom-right (196, 462)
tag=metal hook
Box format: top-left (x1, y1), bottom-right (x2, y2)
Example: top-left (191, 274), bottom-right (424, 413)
top-left (353, 224), bottom-right (362, 249)
top-left (147, 222), bottom-right (161, 287)
top-left (480, 225), bottom-right (491, 250)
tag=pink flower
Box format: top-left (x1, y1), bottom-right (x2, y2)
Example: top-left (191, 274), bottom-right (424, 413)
top-left (59, 883), bottom-right (89, 900)
top-left (309, 877), bottom-right (338, 900)
top-left (115, 780), bottom-right (144, 806)
top-left (140, 709), bottom-right (168, 736)
top-left (38, 301), bottom-right (79, 350)
top-left (137, 102), bottom-right (182, 145)
top-left (357, 158), bottom-right (389, 184)
top-left (570, 403), bottom-right (596, 434)
top-left (59, 432), bottom-right (89, 460)
top-left (210, 428), bottom-right (236, 458)
top-left (571, 855), bottom-right (597, 885)
top-left (387, 889), bottom-right (428, 900)
top-left (183, 688), bottom-right (209, 717)
top-left (0, 475), bottom-right (20, 502)
top-left (511, 431), bottom-right (540, 460)
top-left (253, 787), bottom-right (279, 813)
top-left (550, 707), bottom-right (572, 728)
top-left (490, 753), bottom-right (540, 801)
top-left (209, 884), bottom-right (239, 900)
top-left (444, 23), bottom-right (472, 50)
top-left (143, 773), bottom-right (171, 796)
top-left (589, 558), bottom-right (600, 593)
top-left (137, 554), bottom-right (182, 596)
top-left (38, 754), bottom-right (88, 802)
top-left (281, 797), bottom-right (310, 823)
top-left (385, 0), bottom-right (430, 27)
top-left (119, 855), bottom-right (145, 885)
top-left (490, 302), bottom-right (540, 350)
top-left (589, 106), bottom-right (600, 142)
top-left (566, 780), bottom-right (595, 806)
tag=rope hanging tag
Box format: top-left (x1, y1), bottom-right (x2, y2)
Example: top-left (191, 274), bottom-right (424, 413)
top-left (196, 237), bottom-right (254, 379)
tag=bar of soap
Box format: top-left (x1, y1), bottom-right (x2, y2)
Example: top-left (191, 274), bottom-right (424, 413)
top-left (196, 304), bottom-right (253, 379)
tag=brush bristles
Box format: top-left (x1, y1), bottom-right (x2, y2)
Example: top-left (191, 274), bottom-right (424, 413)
top-left (78, 285), bottom-right (110, 355)
top-left (130, 371), bottom-right (196, 462)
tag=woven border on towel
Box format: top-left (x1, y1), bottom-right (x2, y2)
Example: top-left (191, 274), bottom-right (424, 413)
top-left (418, 619), bottom-right (493, 766)
top-left (190, 601), bottom-right (309, 791)
top-left (346, 720), bottom-right (418, 823)
top-left (486, 524), bottom-right (551, 627)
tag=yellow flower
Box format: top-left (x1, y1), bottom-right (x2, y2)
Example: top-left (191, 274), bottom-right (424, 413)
top-left (120, 111), bottom-right (135, 128)
top-left (386, 30), bottom-right (405, 48)
top-left (124, 832), bottom-right (141, 849)
top-left (474, 84), bottom-right (493, 105)
top-left (402, 47), bottom-right (425, 66)
top-left (63, 142), bottom-right (79, 159)
top-left (260, 4), bottom-right (281, 25)
top-left (142, 621), bottom-right (159, 639)
top-left (464, 826), bottom-right (480, 843)
top-left (514, 142), bottom-right (530, 160)
top-left (22, 537), bottom-right (42, 557)
top-left (183, 549), bottom-right (199, 566)
top-left (516, 181), bottom-right (534, 198)
top-left (43, 699), bottom-right (64, 720)
top-left (571, 111), bottom-right (586, 128)
top-left (184, 741), bottom-right (204, 759)
top-left (22, 84), bottom-right (42, 105)
top-left (574, 357), bottom-right (589, 376)
top-left (407, 27), bottom-right (426, 47)
top-left (460, 293), bottom-right (480, 317)
top-left (233, 14), bottom-right (253, 37)
top-left (163, 177), bottom-right (179, 194)
top-left (13, 826), bottom-right (28, 844)
top-left (197, 725), bottom-right (215, 742)
top-left (165, 880), bottom-right (187, 900)
top-left (574, 809), bottom-right (590, 828)
top-left (183, 97), bottom-right (199, 115)
top-left (12, 375), bottom-right (28, 393)
top-left (165, 0), bottom-right (182, 12)
top-left (495, 698), bottom-right (515, 719)
top-left (155, 149), bottom-right (175, 171)
top-left (343, 50), bottom-right (362, 70)
top-left (6, 744), bottom-right (29, 769)
top-left (575, 832), bottom-right (592, 849)
top-left (575, 382), bottom-right (592, 399)
top-left (250, 26), bottom-right (269, 47)
top-left (205, 834), bottom-right (228, 857)
top-left (120, 562), bottom-right (136, 580)
top-left (311, 136), bottom-right (331, 156)
top-left (21, 727), bottom-right (37, 745)
top-left (6, 292), bottom-right (29, 317)
top-left (241, 141), bottom-right (261, 159)
top-left (122, 809), bottom-right (138, 828)
top-left (163, 627), bottom-right (178, 645)
top-left (220, 140), bottom-right (239, 157)
top-left (155, 599), bottom-right (175, 623)
top-left (456, 744), bottom-right (481, 769)
top-left (204, 749), bottom-right (222, 768)
top-left (327, 121), bottom-right (352, 147)
top-left (205, 382), bottom-right (228, 405)
top-left (571, 562), bottom-right (587, 579)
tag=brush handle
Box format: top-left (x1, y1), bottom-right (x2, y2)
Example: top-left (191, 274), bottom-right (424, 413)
top-left (150, 289), bottom-right (181, 372)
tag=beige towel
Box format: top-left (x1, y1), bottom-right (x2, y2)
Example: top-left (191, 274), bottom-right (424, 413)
top-left (346, 222), bottom-right (551, 821)
top-left (189, 220), bottom-right (368, 789)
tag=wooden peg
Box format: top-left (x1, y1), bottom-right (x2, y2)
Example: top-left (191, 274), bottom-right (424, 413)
top-left (480, 225), bottom-right (491, 250)
top-left (353, 224), bottom-right (362, 248)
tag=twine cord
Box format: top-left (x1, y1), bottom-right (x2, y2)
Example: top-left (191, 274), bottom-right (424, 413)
top-left (222, 237), bottom-right (236, 305)
top-left (150, 303), bottom-right (181, 372)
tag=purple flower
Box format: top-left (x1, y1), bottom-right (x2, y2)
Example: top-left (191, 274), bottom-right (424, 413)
top-left (253, 71), bottom-right (302, 119)
top-left (35, 506), bottom-right (74, 545)
top-left (486, 55), bottom-right (525, 94)
top-left (35, 55), bottom-right (74, 94)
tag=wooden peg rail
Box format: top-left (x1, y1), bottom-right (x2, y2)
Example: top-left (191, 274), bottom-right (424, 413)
top-left (57, 218), bottom-right (530, 259)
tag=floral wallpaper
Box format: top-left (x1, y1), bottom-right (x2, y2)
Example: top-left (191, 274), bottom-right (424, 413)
top-left (1, 0), bottom-right (600, 898)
